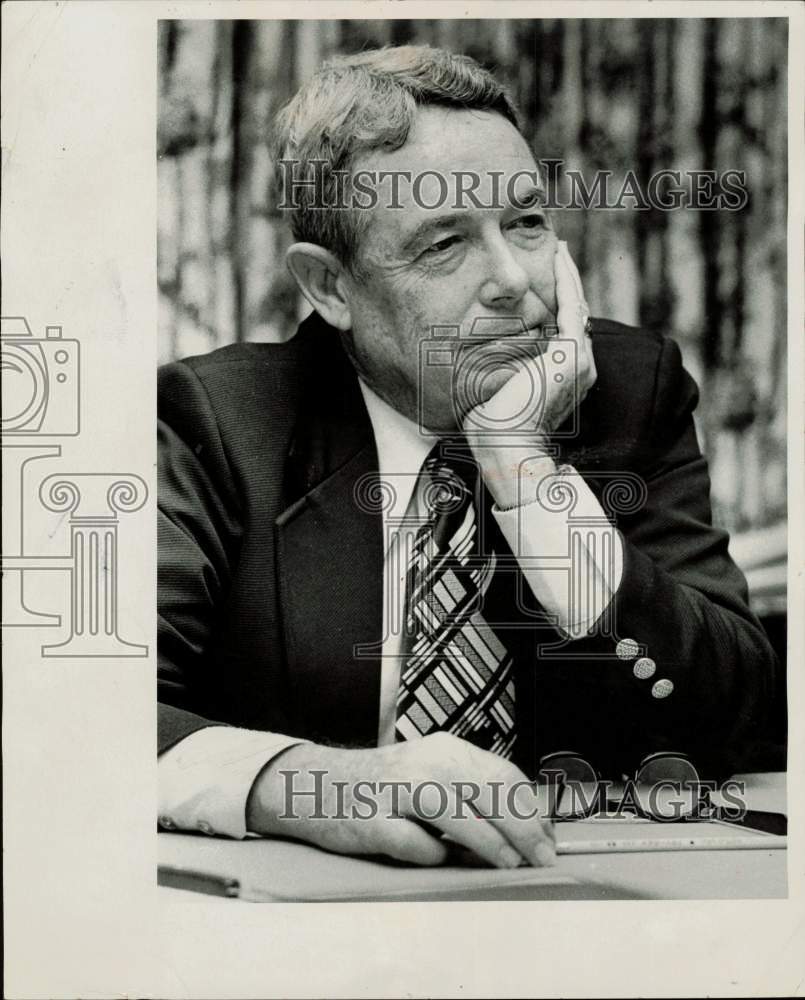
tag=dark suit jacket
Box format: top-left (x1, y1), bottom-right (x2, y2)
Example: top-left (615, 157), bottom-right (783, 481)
top-left (158, 312), bottom-right (778, 780)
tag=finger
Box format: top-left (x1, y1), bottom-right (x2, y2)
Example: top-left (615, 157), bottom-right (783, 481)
top-left (559, 243), bottom-right (596, 373)
top-left (561, 244), bottom-right (595, 375)
top-left (576, 318), bottom-right (596, 397)
top-left (562, 242), bottom-right (588, 313)
top-left (378, 817), bottom-right (449, 867)
top-left (468, 756), bottom-right (557, 867)
top-left (554, 243), bottom-right (595, 398)
top-left (561, 245), bottom-right (592, 370)
top-left (407, 784), bottom-right (526, 869)
top-left (554, 242), bottom-right (587, 348)
top-left (580, 316), bottom-right (597, 394)
top-left (585, 338), bottom-right (597, 392)
top-left (486, 792), bottom-right (557, 867)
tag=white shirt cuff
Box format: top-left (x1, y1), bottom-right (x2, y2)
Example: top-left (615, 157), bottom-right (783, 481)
top-left (492, 462), bottom-right (624, 637)
top-left (158, 726), bottom-right (309, 839)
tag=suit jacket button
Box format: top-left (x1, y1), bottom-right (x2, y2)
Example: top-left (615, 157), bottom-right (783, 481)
top-left (616, 638), bottom-right (639, 660)
top-left (159, 815), bottom-right (175, 830)
top-left (633, 657), bottom-right (656, 680)
top-left (197, 820), bottom-right (214, 835)
top-left (651, 678), bottom-right (674, 699)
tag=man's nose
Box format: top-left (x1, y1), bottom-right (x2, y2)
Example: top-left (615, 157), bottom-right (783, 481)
top-left (478, 236), bottom-right (530, 308)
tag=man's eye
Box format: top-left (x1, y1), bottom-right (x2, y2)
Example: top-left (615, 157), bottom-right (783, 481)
top-left (512, 214), bottom-right (546, 231)
top-left (424, 236), bottom-right (460, 255)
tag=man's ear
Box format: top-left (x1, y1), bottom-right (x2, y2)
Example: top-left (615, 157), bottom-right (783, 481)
top-left (285, 243), bottom-right (353, 331)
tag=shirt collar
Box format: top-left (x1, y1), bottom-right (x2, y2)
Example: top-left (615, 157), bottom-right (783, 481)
top-left (358, 378), bottom-right (438, 523)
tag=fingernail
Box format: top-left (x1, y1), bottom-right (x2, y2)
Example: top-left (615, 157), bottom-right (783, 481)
top-left (535, 843), bottom-right (557, 867)
top-left (497, 845), bottom-right (524, 869)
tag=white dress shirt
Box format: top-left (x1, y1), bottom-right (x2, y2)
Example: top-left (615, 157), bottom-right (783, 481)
top-left (158, 379), bottom-right (623, 838)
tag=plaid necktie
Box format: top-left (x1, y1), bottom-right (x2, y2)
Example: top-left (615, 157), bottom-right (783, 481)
top-left (395, 452), bottom-right (517, 758)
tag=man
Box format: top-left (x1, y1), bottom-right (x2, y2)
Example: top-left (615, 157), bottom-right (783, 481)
top-left (157, 45), bottom-right (776, 869)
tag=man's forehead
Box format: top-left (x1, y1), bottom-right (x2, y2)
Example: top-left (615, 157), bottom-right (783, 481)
top-left (354, 106), bottom-right (537, 179)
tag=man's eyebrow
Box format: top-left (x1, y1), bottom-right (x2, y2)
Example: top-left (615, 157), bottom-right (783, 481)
top-left (509, 182), bottom-right (547, 209)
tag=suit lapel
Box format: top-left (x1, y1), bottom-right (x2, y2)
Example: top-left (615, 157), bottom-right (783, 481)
top-left (275, 326), bottom-right (384, 747)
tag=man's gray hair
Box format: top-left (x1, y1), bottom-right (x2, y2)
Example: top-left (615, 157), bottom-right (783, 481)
top-left (271, 45), bottom-right (521, 271)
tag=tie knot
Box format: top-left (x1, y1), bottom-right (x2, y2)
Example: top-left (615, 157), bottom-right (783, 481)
top-left (423, 456), bottom-right (471, 519)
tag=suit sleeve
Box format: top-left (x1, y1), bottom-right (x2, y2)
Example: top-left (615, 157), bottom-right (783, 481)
top-left (535, 337), bottom-right (778, 779)
top-left (157, 360), bottom-right (244, 754)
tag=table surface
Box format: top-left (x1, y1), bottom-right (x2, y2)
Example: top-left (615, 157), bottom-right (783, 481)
top-left (158, 772), bottom-right (787, 903)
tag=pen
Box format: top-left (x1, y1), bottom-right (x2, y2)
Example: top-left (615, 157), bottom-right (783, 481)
top-left (158, 865), bottom-right (241, 897)
top-left (556, 834), bottom-right (787, 855)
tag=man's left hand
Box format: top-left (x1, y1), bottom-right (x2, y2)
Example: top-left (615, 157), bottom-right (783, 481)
top-left (462, 241), bottom-right (596, 509)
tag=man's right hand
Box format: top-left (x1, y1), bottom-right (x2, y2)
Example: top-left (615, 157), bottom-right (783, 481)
top-left (246, 732), bottom-right (556, 868)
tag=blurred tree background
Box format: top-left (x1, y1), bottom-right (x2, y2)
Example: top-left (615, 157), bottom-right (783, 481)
top-left (157, 18), bottom-right (788, 563)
